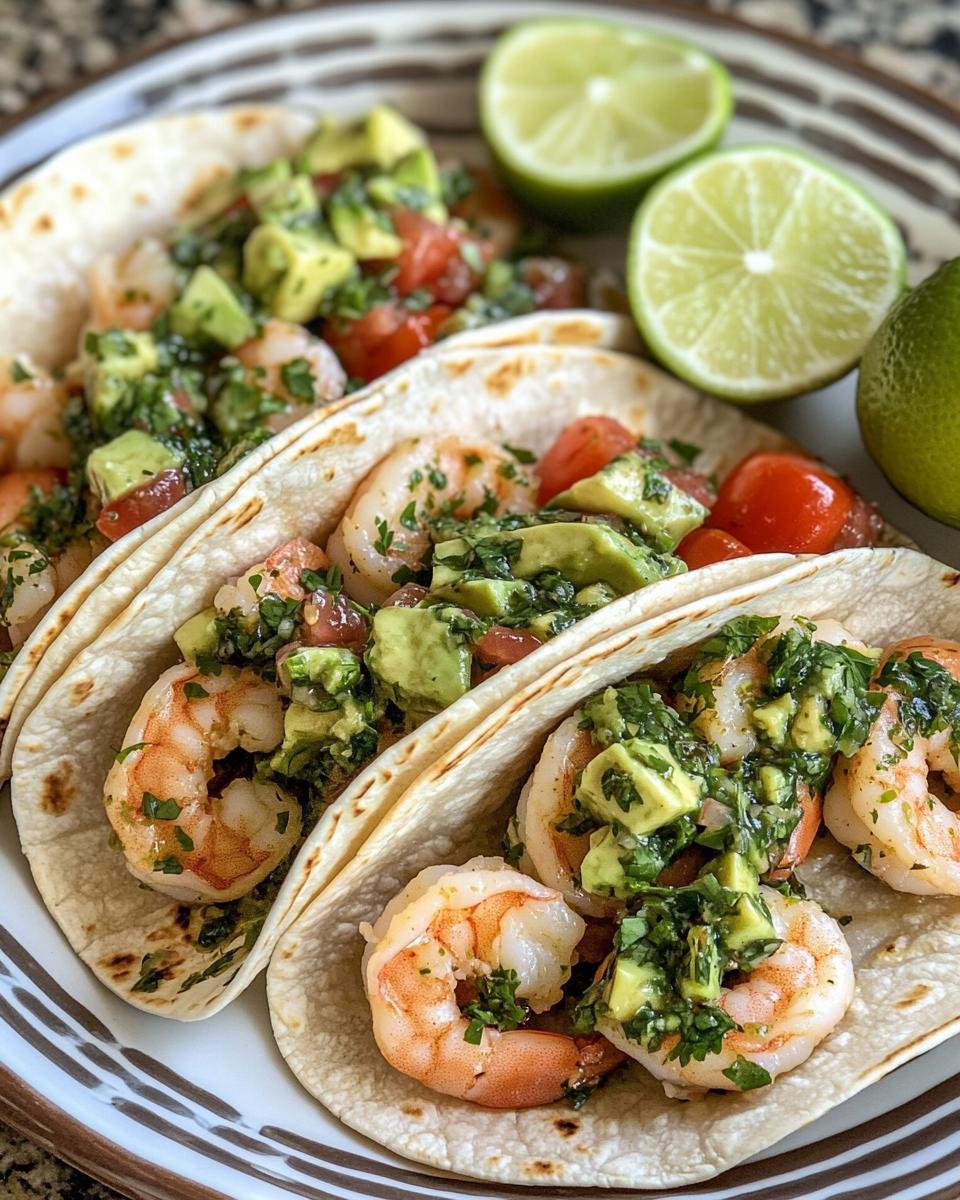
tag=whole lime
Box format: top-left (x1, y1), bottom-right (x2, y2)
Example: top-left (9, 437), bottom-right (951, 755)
top-left (857, 259), bottom-right (960, 528)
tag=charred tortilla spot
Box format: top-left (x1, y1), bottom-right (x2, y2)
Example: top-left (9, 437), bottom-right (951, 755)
top-left (445, 357), bottom-right (475, 379)
top-left (70, 678), bottom-right (94, 706)
top-left (894, 983), bottom-right (932, 1009)
top-left (401, 1104), bottom-right (423, 1118)
top-left (554, 318), bottom-right (601, 345)
top-left (479, 329), bottom-right (539, 348)
top-left (84, 923), bottom-right (96, 936)
top-left (525, 1161), bottom-right (558, 1177)
top-left (868, 1014), bottom-right (960, 1077)
top-left (234, 111), bottom-right (266, 130)
top-left (485, 357), bottom-right (527, 399)
top-left (175, 907), bottom-right (192, 931)
top-left (230, 495), bottom-right (265, 532)
top-left (944, 571), bottom-right (960, 588)
top-left (292, 422), bottom-right (364, 460)
top-left (102, 952), bottom-right (136, 971)
top-left (112, 142), bottom-right (135, 159)
top-left (554, 1119), bottom-right (579, 1137)
top-left (304, 850), bottom-right (319, 872)
top-left (70, 183), bottom-right (88, 201)
top-left (133, 192), bottom-right (149, 207)
top-left (41, 767), bottom-right (75, 814)
top-left (32, 214), bottom-right (53, 233)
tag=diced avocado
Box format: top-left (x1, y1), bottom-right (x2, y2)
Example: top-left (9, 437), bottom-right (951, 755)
top-left (174, 607), bottom-right (219, 666)
top-left (282, 646), bottom-right (361, 695)
top-left (250, 173), bottom-right (320, 224)
top-left (430, 537), bottom-right (472, 588)
top-left (179, 161), bottom-right (290, 229)
top-left (270, 697), bottom-right (368, 776)
top-left (241, 160), bottom-right (292, 213)
top-left (524, 612), bottom-right (562, 642)
top-left (83, 330), bottom-right (158, 416)
top-left (428, 577), bottom-right (535, 619)
top-left (367, 104), bottom-right (426, 168)
top-left (394, 146), bottom-right (443, 199)
top-left (679, 925), bottom-right (722, 1002)
top-left (169, 266), bottom-right (256, 349)
top-left (606, 958), bottom-right (666, 1024)
top-left (576, 739), bottom-right (701, 837)
top-left (242, 225), bottom-right (354, 323)
top-left (366, 146), bottom-right (448, 223)
top-left (702, 850), bottom-right (760, 895)
top-left (550, 453), bottom-right (709, 552)
top-left (85, 430), bottom-right (184, 506)
top-left (366, 604), bottom-right (471, 717)
top-left (752, 692), bottom-right (795, 748)
top-left (791, 693), bottom-right (836, 753)
top-left (722, 893), bottom-right (778, 955)
top-left (574, 582), bottom-right (619, 608)
top-left (580, 826), bottom-right (631, 898)
top-left (329, 201), bottom-right (402, 260)
top-left (758, 764), bottom-right (791, 807)
top-left (508, 523), bottom-right (684, 594)
top-left (580, 687), bottom-right (626, 746)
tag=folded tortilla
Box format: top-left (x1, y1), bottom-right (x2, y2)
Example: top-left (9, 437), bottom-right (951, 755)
top-left (266, 545), bottom-right (960, 1188)
top-left (13, 338), bottom-right (802, 1019)
top-left (0, 103), bottom-right (640, 778)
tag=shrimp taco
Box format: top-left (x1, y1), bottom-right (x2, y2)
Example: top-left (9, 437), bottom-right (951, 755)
top-left (12, 338), bottom-right (892, 1020)
top-left (267, 545), bottom-right (960, 1188)
top-left (0, 100), bottom-right (613, 776)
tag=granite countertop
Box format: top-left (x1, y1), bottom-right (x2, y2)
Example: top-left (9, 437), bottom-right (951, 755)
top-left (2, 0), bottom-right (960, 1196)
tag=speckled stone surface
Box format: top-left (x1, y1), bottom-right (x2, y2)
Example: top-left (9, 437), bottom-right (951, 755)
top-left (1, 0), bottom-right (960, 1196)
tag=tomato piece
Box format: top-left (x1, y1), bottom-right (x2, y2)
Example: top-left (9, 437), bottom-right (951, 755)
top-left (302, 590), bottom-right (368, 653)
top-left (324, 302), bottom-right (452, 383)
top-left (263, 537), bottom-right (330, 601)
top-left (391, 210), bottom-right (462, 295)
top-left (537, 416), bottom-right (636, 506)
top-left (382, 583), bottom-right (430, 608)
top-left (362, 305), bottom-right (452, 382)
top-left (677, 526), bottom-right (753, 571)
top-left (311, 172), bottom-right (342, 196)
top-left (96, 468), bottom-right (186, 543)
top-left (522, 257), bottom-right (586, 310)
top-left (708, 452), bottom-right (861, 554)
top-left (767, 786), bottom-right (823, 881)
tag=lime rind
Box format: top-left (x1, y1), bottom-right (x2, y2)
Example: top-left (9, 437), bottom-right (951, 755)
top-left (628, 143), bottom-right (907, 401)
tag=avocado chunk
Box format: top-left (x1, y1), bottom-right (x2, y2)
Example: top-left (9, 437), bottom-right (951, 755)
top-left (83, 329), bottom-right (159, 417)
top-left (790, 692), bottom-right (836, 753)
top-left (722, 893), bottom-right (778, 956)
top-left (430, 537), bottom-right (473, 588)
top-left (174, 607), bottom-right (219, 666)
top-left (550, 453), bottom-right (709, 552)
top-left (574, 582), bottom-right (619, 608)
top-left (702, 850), bottom-right (760, 895)
top-left (242, 225), bottom-right (354, 323)
top-left (366, 604), bottom-right (471, 718)
top-left (758, 764), bottom-right (792, 807)
top-left (679, 925), bottom-right (722, 1002)
top-left (509, 522), bottom-right (683, 593)
top-left (428, 577), bottom-right (535, 619)
top-left (281, 645), bottom-right (361, 695)
top-left (366, 146), bottom-right (448, 223)
top-left (580, 826), bottom-right (631, 898)
top-left (576, 739), bottom-right (702, 837)
top-left (250, 173), bottom-right (320, 225)
top-left (606, 958), bottom-right (666, 1024)
top-left (85, 430), bottom-right (184, 506)
top-left (296, 105), bottom-right (425, 174)
top-left (179, 160), bottom-right (290, 230)
top-left (752, 692), bottom-right (795, 747)
top-left (329, 200), bottom-right (403, 260)
top-left (169, 266), bottom-right (256, 349)
top-left (270, 696), bottom-right (369, 776)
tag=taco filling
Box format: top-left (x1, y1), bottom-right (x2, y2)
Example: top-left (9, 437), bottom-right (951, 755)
top-left (0, 104), bottom-right (586, 669)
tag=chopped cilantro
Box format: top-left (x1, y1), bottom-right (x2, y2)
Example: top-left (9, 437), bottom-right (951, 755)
top-left (175, 827), bottom-right (195, 852)
top-left (114, 742), bottom-right (151, 764)
top-left (667, 438), bottom-right (701, 466)
top-left (10, 360), bottom-right (32, 383)
top-left (461, 967), bottom-right (527, 1044)
top-left (280, 357), bottom-right (316, 402)
top-left (183, 682), bottom-right (209, 700)
top-left (503, 444), bottom-right (536, 464)
top-left (153, 855), bottom-right (184, 875)
top-left (373, 517), bottom-right (394, 556)
top-left (142, 793), bottom-right (182, 821)
top-left (721, 1055), bottom-right (772, 1090)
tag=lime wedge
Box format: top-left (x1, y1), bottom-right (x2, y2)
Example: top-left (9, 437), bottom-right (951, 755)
top-left (479, 18), bottom-right (732, 230)
top-left (628, 145), bottom-right (907, 401)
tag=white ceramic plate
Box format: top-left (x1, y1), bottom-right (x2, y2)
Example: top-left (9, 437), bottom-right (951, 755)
top-left (3, 3), bottom-right (960, 1198)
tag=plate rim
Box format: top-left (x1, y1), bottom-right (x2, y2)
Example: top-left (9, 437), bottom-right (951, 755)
top-left (3, 2), bottom-right (960, 1197)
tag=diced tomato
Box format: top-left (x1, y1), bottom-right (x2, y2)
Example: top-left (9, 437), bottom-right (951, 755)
top-left (664, 468), bottom-right (716, 510)
top-left (537, 417), bottom-right (637, 506)
top-left (708, 451), bottom-right (873, 555)
top-left (302, 590), bottom-right (368, 653)
top-left (472, 626), bottom-right (542, 685)
top-left (95, 468), bottom-right (186, 543)
top-left (324, 302), bottom-right (452, 383)
top-left (522, 257), bottom-right (587, 310)
top-left (451, 167), bottom-right (522, 258)
top-left (767, 786), bottom-right (823, 881)
top-left (677, 527), bottom-right (753, 571)
top-left (310, 172), bottom-right (343, 196)
top-left (382, 583), bottom-right (430, 608)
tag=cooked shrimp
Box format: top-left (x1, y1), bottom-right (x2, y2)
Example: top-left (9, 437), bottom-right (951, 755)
top-left (328, 436), bottom-right (538, 606)
top-left (824, 638), bottom-right (960, 895)
top-left (600, 888), bottom-right (853, 1094)
top-left (516, 714), bottom-right (618, 919)
top-left (361, 857), bottom-right (623, 1108)
top-left (0, 534), bottom-right (103, 646)
top-left (86, 238), bottom-right (177, 332)
top-left (0, 360), bottom-right (71, 473)
top-left (104, 662), bottom-right (301, 903)
top-left (679, 618), bottom-right (870, 764)
top-left (234, 318), bottom-right (346, 432)
top-left (213, 537), bottom-right (330, 619)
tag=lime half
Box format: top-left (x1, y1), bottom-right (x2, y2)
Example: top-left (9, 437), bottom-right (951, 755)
top-left (628, 145), bottom-right (907, 401)
top-left (479, 18), bottom-right (732, 230)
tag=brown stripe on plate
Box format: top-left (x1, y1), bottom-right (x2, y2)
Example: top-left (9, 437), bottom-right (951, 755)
top-left (724, 59), bottom-right (820, 104)
top-left (0, 993), bottom-right (101, 1090)
top-left (833, 98), bottom-right (960, 173)
top-left (120, 1047), bottom-right (243, 1121)
top-left (305, 56), bottom-right (483, 89)
top-left (0, 923), bottom-right (115, 1043)
top-left (732, 98), bottom-right (792, 128)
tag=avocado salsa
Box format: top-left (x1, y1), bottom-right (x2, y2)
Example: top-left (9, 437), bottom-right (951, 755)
top-left (0, 104), bottom-right (585, 669)
top-left (127, 439), bottom-right (709, 993)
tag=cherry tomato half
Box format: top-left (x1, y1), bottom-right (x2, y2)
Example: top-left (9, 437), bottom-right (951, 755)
top-left (537, 416), bottom-right (637, 506)
top-left (96, 468), bottom-right (186, 543)
top-left (676, 526), bottom-right (753, 571)
top-left (708, 452), bottom-right (859, 555)
top-left (324, 302), bottom-right (452, 383)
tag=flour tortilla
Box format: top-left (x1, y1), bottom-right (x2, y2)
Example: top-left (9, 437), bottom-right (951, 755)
top-left (13, 339), bottom-right (803, 1019)
top-left (0, 100), bottom-right (640, 778)
top-left (266, 546), bottom-right (960, 1189)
